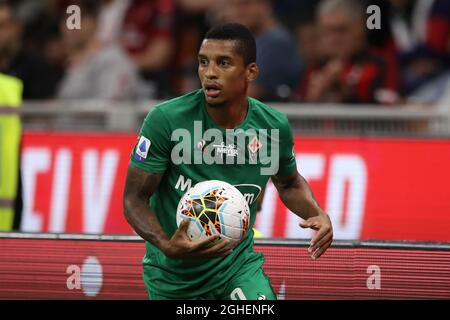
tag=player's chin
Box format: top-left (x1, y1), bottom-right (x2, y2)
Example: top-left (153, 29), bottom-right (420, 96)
top-left (205, 95), bottom-right (226, 107)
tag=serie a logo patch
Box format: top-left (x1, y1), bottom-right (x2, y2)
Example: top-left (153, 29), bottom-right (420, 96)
top-left (135, 136), bottom-right (151, 162)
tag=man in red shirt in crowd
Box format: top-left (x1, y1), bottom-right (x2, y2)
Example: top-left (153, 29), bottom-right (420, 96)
top-left (121, 0), bottom-right (174, 98)
top-left (297, 0), bottom-right (399, 104)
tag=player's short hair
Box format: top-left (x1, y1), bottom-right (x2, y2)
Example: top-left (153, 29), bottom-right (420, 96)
top-left (204, 23), bottom-right (257, 65)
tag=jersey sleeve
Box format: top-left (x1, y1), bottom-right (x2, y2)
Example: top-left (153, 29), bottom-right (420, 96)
top-left (129, 107), bottom-right (171, 174)
top-left (275, 115), bottom-right (297, 177)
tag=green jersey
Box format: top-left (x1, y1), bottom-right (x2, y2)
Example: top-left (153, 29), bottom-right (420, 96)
top-left (130, 89), bottom-right (297, 298)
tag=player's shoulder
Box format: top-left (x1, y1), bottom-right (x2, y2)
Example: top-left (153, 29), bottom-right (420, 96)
top-left (249, 96), bottom-right (290, 128)
top-left (151, 89), bottom-right (203, 117)
top-left (142, 90), bottom-right (203, 130)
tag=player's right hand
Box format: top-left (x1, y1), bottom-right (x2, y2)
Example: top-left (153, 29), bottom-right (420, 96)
top-left (162, 219), bottom-right (233, 260)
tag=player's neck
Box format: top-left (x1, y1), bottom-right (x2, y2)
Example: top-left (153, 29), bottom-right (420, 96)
top-left (206, 97), bottom-right (249, 129)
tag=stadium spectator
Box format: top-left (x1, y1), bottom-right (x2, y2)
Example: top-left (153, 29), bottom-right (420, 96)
top-left (57, 1), bottom-right (147, 100)
top-left (388, 0), bottom-right (450, 102)
top-left (0, 1), bottom-right (61, 99)
top-left (296, 0), bottom-right (399, 104)
top-left (120, 0), bottom-right (175, 98)
top-left (221, 0), bottom-right (303, 101)
top-left (294, 19), bottom-right (320, 70)
top-left (169, 0), bottom-right (215, 96)
top-left (96, 0), bottom-right (131, 45)
top-left (272, 0), bottom-right (318, 31)
top-left (13, 0), bottom-right (64, 71)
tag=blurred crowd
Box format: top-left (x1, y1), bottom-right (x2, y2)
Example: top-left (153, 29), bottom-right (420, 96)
top-left (1, 0), bottom-right (450, 105)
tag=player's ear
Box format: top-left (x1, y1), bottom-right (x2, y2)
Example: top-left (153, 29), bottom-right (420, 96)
top-left (246, 63), bottom-right (258, 82)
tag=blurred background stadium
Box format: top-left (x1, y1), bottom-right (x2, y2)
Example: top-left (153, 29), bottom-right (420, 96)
top-left (1, 0), bottom-right (450, 299)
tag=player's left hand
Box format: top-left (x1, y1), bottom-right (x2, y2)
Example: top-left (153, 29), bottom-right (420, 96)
top-left (299, 212), bottom-right (333, 260)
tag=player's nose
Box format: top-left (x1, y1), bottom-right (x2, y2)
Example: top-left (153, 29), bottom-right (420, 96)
top-left (204, 63), bottom-right (218, 79)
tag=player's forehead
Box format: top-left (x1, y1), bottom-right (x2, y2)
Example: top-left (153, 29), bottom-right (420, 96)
top-left (198, 39), bottom-right (241, 59)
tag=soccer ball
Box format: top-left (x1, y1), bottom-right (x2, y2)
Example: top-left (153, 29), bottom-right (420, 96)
top-left (176, 180), bottom-right (250, 246)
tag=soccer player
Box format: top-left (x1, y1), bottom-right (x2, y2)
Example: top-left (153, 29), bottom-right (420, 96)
top-left (123, 23), bottom-right (333, 300)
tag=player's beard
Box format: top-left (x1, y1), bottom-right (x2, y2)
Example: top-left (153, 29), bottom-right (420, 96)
top-left (206, 100), bottom-right (228, 108)
top-left (204, 92), bottom-right (228, 108)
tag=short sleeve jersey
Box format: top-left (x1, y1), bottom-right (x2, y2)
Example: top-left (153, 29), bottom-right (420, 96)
top-left (130, 89), bottom-right (297, 298)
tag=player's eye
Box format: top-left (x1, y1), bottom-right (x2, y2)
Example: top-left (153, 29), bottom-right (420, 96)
top-left (199, 58), bottom-right (208, 66)
top-left (219, 59), bottom-right (230, 67)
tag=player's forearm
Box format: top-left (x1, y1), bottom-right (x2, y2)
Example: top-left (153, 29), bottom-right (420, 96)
top-left (123, 197), bottom-right (170, 251)
top-left (277, 174), bottom-right (325, 220)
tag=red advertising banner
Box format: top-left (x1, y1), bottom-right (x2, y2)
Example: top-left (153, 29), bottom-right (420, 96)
top-left (1, 236), bottom-right (449, 299)
top-left (20, 132), bottom-right (450, 241)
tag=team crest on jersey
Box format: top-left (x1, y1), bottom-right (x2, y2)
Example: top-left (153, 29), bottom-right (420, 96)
top-left (248, 136), bottom-right (262, 161)
top-left (135, 136), bottom-right (151, 162)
